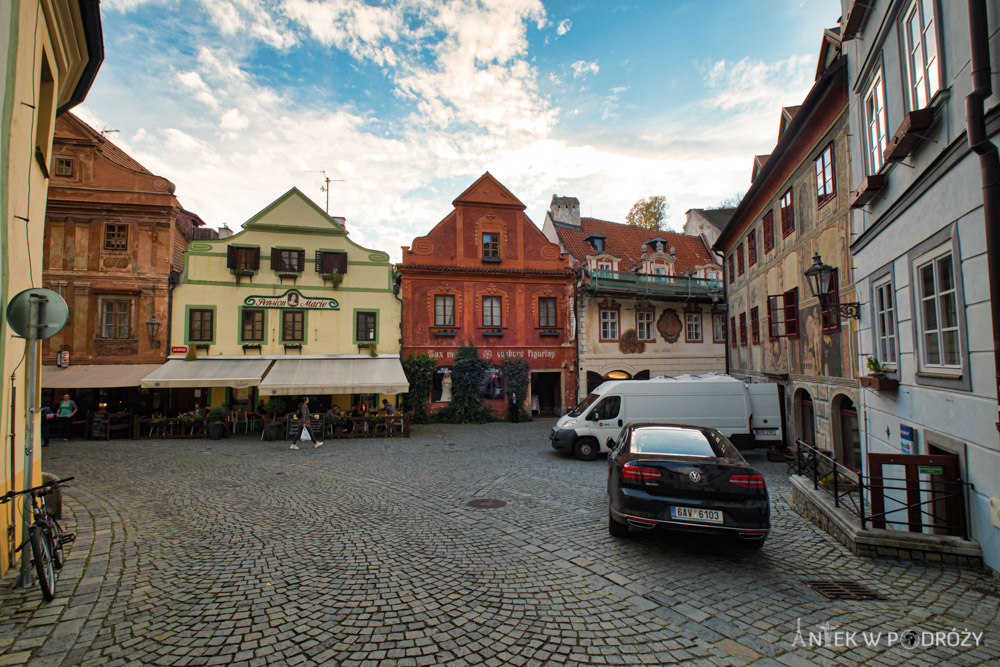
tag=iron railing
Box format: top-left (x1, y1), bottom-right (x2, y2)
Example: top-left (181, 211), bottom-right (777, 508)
top-left (790, 439), bottom-right (972, 538)
top-left (587, 270), bottom-right (722, 298)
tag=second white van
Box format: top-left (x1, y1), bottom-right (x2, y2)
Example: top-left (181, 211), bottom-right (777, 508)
top-left (549, 374), bottom-right (782, 460)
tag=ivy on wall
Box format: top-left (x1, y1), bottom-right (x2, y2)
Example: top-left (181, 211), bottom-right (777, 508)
top-left (401, 353), bottom-right (437, 424)
top-left (433, 342), bottom-right (495, 424)
top-left (500, 354), bottom-right (531, 422)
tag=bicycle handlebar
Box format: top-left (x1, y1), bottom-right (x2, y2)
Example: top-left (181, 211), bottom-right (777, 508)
top-left (0, 476), bottom-right (74, 504)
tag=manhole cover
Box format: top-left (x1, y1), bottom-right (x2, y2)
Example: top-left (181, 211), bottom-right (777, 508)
top-left (467, 498), bottom-right (506, 509)
top-left (806, 580), bottom-right (886, 600)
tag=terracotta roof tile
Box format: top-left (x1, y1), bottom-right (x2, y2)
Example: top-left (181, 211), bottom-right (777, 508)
top-left (555, 218), bottom-right (717, 274)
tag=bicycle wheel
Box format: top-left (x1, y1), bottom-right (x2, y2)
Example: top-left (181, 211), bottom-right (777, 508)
top-left (47, 517), bottom-right (65, 569)
top-left (30, 525), bottom-right (56, 601)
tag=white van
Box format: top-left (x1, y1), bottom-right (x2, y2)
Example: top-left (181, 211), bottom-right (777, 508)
top-left (549, 374), bottom-right (782, 460)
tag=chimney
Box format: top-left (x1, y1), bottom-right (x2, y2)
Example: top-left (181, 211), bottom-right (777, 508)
top-left (218, 224), bottom-right (234, 239)
top-left (549, 195), bottom-right (581, 227)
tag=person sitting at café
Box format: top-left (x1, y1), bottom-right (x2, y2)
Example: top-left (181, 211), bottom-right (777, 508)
top-left (381, 399), bottom-right (395, 416)
top-left (325, 405), bottom-right (342, 421)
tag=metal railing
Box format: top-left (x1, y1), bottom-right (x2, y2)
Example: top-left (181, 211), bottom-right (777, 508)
top-left (588, 270), bottom-right (722, 297)
top-left (790, 439), bottom-right (972, 538)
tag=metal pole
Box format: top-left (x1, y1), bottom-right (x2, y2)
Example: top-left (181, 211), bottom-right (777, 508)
top-left (16, 294), bottom-right (42, 588)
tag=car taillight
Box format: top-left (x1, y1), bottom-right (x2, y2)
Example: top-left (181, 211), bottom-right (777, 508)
top-left (730, 474), bottom-right (766, 490)
top-left (622, 464), bottom-right (661, 482)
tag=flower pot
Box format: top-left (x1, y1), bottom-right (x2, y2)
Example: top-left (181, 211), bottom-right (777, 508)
top-left (208, 422), bottom-right (226, 440)
top-left (860, 375), bottom-right (898, 391)
top-left (264, 424), bottom-right (281, 441)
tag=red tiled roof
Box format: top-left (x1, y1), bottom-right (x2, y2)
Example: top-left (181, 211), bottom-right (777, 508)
top-left (554, 218), bottom-right (717, 273)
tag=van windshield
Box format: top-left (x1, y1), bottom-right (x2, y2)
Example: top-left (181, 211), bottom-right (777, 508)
top-left (568, 394), bottom-right (599, 417)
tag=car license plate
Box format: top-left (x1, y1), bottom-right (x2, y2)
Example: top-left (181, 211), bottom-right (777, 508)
top-left (670, 506), bottom-right (723, 524)
top-left (754, 428), bottom-right (778, 436)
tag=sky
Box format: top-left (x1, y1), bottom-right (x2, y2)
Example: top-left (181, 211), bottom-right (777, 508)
top-left (78, 0), bottom-right (838, 261)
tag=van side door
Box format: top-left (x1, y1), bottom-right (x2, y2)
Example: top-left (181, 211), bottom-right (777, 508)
top-left (586, 395), bottom-right (622, 450)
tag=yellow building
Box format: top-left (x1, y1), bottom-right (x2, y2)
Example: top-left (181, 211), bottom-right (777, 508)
top-left (1, 0), bottom-right (102, 576)
top-left (141, 188), bottom-right (407, 415)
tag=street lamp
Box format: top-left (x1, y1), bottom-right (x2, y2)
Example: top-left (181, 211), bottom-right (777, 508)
top-left (803, 253), bottom-right (861, 318)
top-left (145, 315), bottom-right (162, 348)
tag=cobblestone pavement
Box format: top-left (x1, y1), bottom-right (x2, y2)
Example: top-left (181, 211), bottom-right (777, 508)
top-left (1, 419), bottom-right (999, 666)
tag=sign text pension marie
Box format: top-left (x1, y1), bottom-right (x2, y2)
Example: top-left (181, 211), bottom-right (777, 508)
top-left (244, 290), bottom-right (340, 310)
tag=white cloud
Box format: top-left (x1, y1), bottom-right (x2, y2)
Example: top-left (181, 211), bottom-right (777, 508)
top-left (571, 60), bottom-right (599, 78)
top-left (703, 54), bottom-right (814, 113)
top-left (220, 108), bottom-right (249, 132)
top-left (557, 18), bottom-right (571, 36)
top-left (176, 71), bottom-right (219, 109)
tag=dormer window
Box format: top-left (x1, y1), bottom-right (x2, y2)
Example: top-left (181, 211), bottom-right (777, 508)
top-left (54, 157), bottom-right (74, 177)
top-left (584, 233), bottom-right (606, 253)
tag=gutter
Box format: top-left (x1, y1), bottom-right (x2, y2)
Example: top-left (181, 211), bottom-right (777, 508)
top-left (966, 0), bottom-right (1000, 431)
top-left (56, 0), bottom-right (104, 116)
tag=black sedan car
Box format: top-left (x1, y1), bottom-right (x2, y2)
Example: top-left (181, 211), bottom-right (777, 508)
top-left (607, 423), bottom-right (770, 547)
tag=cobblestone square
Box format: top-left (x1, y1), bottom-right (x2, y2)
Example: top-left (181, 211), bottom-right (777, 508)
top-left (1, 420), bottom-right (998, 666)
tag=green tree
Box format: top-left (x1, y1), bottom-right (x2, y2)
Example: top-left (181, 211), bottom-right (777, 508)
top-left (706, 193), bottom-right (743, 210)
top-left (500, 354), bottom-right (531, 422)
top-left (625, 195), bottom-right (668, 230)
top-left (401, 353), bottom-right (438, 424)
top-left (433, 342), bottom-right (495, 424)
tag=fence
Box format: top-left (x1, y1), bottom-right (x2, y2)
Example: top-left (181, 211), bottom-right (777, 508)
top-left (790, 440), bottom-right (971, 538)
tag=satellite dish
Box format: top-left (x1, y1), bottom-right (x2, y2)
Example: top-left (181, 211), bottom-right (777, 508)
top-left (5, 288), bottom-right (69, 339)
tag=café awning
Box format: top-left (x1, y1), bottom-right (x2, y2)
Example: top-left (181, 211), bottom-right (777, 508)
top-left (140, 359), bottom-right (273, 389)
top-left (42, 364), bottom-right (165, 389)
top-left (258, 357), bottom-right (410, 396)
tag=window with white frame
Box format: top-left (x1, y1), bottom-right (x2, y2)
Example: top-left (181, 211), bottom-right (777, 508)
top-left (873, 278), bottom-right (897, 367)
top-left (903, 0), bottom-right (940, 110)
top-left (637, 310), bottom-right (654, 341)
top-left (685, 312), bottom-right (702, 342)
top-left (600, 309), bottom-right (619, 340)
top-left (713, 313), bottom-right (725, 343)
top-left (100, 298), bottom-right (133, 339)
top-left (434, 295), bottom-right (455, 326)
top-left (482, 296), bottom-right (502, 327)
top-left (596, 260), bottom-right (613, 271)
top-left (916, 248), bottom-right (960, 368)
top-left (864, 68), bottom-right (888, 174)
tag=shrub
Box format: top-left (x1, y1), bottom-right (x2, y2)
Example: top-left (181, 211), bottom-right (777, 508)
top-left (433, 342), bottom-right (494, 424)
top-left (500, 354), bottom-right (531, 422)
top-left (207, 406), bottom-right (227, 423)
top-left (402, 353), bottom-right (438, 424)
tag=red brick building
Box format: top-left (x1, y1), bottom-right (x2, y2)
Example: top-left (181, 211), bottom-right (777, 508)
top-left (400, 173), bottom-right (577, 418)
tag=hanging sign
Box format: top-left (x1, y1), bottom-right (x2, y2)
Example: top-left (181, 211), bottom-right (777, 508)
top-left (900, 424), bottom-right (916, 455)
top-left (244, 290), bottom-right (339, 310)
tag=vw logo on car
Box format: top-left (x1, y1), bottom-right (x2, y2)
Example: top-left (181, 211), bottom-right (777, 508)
top-left (689, 470), bottom-right (702, 483)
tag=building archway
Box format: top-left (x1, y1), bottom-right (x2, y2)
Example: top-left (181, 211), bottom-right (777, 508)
top-left (832, 394), bottom-right (861, 470)
top-left (794, 388), bottom-right (816, 446)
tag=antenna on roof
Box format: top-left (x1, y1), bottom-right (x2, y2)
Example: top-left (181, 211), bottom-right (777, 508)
top-left (100, 127), bottom-right (119, 136)
top-left (305, 169), bottom-right (344, 214)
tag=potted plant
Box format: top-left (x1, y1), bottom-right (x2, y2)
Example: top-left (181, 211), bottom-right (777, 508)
top-left (150, 414), bottom-right (167, 437)
top-left (321, 272), bottom-right (344, 288)
top-left (818, 471), bottom-right (858, 492)
top-left (861, 356), bottom-right (898, 390)
top-left (263, 398), bottom-right (286, 441)
top-left (206, 406), bottom-right (228, 440)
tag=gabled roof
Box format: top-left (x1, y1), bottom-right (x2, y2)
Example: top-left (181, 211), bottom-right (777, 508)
top-left (554, 217), bottom-right (718, 273)
top-left (752, 155), bottom-right (771, 182)
top-left (452, 171), bottom-right (525, 209)
top-left (61, 112), bottom-right (156, 176)
top-left (692, 208), bottom-right (735, 232)
top-left (778, 106), bottom-right (801, 140)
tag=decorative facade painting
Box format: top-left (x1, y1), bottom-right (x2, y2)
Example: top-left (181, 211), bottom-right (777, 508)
top-left (656, 309), bottom-right (683, 343)
top-left (618, 329), bottom-right (646, 354)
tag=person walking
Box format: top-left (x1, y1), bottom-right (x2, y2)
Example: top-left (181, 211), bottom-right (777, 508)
top-left (57, 393), bottom-right (77, 441)
top-left (508, 391), bottom-right (520, 423)
top-left (290, 397), bottom-right (323, 449)
top-left (40, 404), bottom-right (54, 447)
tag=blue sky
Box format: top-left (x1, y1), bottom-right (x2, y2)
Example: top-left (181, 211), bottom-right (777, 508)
top-left (81, 0), bottom-right (837, 260)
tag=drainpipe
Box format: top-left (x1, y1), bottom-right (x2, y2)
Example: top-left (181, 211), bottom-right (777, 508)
top-left (966, 0), bottom-right (1000, 431)
top-left (393, 273), bottom-right (403, 410)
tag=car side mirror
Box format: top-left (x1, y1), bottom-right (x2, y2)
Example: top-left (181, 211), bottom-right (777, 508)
top-left (586, 410), bottom-right (598, 421)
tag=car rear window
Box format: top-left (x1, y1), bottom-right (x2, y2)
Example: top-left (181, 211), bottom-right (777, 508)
top-left (630, 428), bottom-right (720, 457)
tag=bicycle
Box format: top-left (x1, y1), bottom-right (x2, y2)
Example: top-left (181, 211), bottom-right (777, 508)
top-left (0, 476), bottom-right (75, 600)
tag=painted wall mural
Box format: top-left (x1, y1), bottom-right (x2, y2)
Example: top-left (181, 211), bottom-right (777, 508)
top-left (619, 329), bottom-right (646, 354)
top-left (656, 308), bottom-right (683, 343)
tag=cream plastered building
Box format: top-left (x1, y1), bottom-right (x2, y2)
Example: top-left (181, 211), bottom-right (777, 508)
top-left (1, 0), bottom-right (102, 576)
top-left (142, 188), bottom-right (406, 413)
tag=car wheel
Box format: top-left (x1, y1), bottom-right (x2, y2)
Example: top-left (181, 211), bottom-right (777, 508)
top-left (608, 510), bottom-right (629, 538)
top-left (574, 437), bottom-right (599, 461)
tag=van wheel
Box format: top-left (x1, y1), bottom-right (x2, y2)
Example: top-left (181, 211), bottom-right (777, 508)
top-left (574, 438), bottom-right (599, 461)
top-left (608, 510), bottom-right (629, 538)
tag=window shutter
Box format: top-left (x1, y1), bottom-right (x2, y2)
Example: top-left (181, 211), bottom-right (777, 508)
top-left (227, 246), bottom-right (237, 269)
top-left (785, 288), bottom-right (799, 338)
top-left (296, 249), bottom-right (305, 272)
top-left (270, 248), bottom-right (280, 271)
top-left (251, 248), bottom-right (260, 270)
top-left (315, 250), bottom-right (324, 272)
top-left (336, 251), bottom-right (348, 274)
top-left (768, 295), bottom-right (780, 338)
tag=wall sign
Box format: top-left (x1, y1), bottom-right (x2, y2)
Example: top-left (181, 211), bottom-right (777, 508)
top-left (244, 290), bottom-right (340, 310)
top-left (171, 346), bottom-right (188, 354)
top-left (900, 424), bottom-right (916, 455)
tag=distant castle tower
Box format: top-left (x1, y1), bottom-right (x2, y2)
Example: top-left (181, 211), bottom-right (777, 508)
top-left (549, 195), bottom-right (581, 227)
